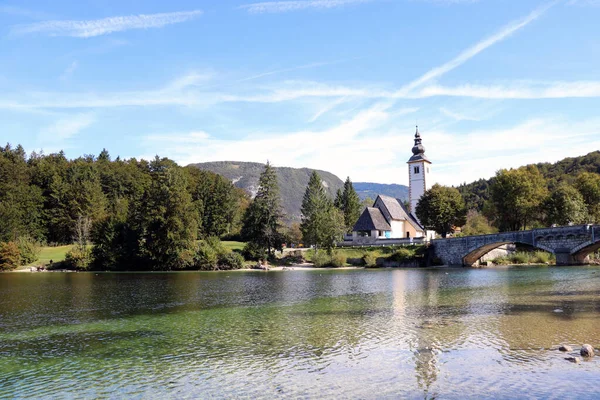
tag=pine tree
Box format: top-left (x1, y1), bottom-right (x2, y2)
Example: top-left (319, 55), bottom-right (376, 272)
top-left (340, 177), bottom-right (361, 233)
top-left (301, 171), bottom-right (329, 249)
top-left (241, 162), bottom-right (283, 256)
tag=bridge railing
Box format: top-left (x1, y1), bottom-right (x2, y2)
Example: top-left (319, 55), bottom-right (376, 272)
top-left (431, 224), bottom-right (600, 243)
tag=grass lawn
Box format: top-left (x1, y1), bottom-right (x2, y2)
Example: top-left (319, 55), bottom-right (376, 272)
top-left (222, 241), bottom-right (245, 252)
top-left (15, 245), bottom-right (76, 270)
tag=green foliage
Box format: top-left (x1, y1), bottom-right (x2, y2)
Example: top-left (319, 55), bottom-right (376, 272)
top-left (241, 162), bottom-right (284, 256)
top-left (416, 184), bottom-right (466, 238)
top-left (460, 210), bottom-right (497, 236)
top-left (0, 241), bottom-right (21, 270)
top-left (194, 241), bottom-right (220, 270)
top-left (217, 252), bottom-right (245, 270)
top-left (242, 242), bottom-right (266, 261)
top-left (15, 236), bottom-right (41, 265)
top-left (301, 171), bottom-right (346, 252)
top-left (492, 250), bottom-right (555, 265)
top-left (575, 172), bottom-right (600, 223)
top-left (312, 251), bottom-right (332, 268)
top-left (336, 177), bottom-right (362, 233)
top-left (488, 166), bottom-right (548, 231)
top-left (388, 247), bottom-right (415, 262)
top-left (64, 245), bottom-right (92, 270)
top-left (543, 184), bottom-right (588, 226)
top-left (330, 251), bottom-right (347, 268)
top-left (190, 161), bottom-right (345, 224)
top-left (362, 252), bottom-right (377, 267)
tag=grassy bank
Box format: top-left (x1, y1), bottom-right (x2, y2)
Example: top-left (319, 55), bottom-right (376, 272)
top-left (304, 245), bottom-right (426, 268)
top-left (491, 251), bottom-right (555, 265)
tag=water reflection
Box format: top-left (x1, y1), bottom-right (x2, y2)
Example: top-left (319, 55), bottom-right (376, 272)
top-left (1, 267), bottom-right (600, 399)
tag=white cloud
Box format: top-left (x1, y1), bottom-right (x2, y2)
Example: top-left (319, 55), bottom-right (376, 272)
top-left (38, 113), bottom-right (95, 143)
top-left (439, 107), bottom-right (481, 121)
top-left (240, 0), bottom-right (373, 13)
top-left (12, 10), bottom-right (202, 38)
top-left (60, 61), bottom-right (78, 81)
top-left (397, 1), bottom-right (557, 94)
top-left (416, 81), bottom-right (600, 99)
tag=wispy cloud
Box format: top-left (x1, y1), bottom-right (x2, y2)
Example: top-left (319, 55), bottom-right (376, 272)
top-left (398, 1), bottom-right (557, 94)
top-left (240, 0), bottom-right (373, 14)
top-left (567, 0), bottom-right (600, 6)
top-left (60, 61), bottom-right (78, 81)
top-left (416, 81), bottom-right (600, 99)
top-left (38, 113), bottom-right (95, 144)
top-left (439, 107), bottom-right (481, 121)
top-left (11, 10), bottom-right (202, 38)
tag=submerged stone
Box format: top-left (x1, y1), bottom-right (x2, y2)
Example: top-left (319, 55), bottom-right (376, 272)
top-left (580, 344), bottom-right (595, 358)
top-left (559, 345), bottom-right (573, 352)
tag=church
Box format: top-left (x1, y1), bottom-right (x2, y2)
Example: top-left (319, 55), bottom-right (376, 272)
top-left (349, 127), bottom-right (436, 242)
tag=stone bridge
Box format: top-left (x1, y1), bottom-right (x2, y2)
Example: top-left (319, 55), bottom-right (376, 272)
top-left (433, 225), bottom-right (600, 266)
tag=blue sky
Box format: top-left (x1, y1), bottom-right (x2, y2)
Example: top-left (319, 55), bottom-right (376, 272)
top-left (1, 0), bottom-right (600, 185)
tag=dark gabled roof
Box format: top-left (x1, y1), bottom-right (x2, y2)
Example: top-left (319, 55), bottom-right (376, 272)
top-left (377, 194), bottom-right (426, 231)
top-left (408, 154), bottom-right (431, 163)
top-left (378, 195), bottom-right (410, 221)
top-left (353, 207), bottom-right (391, 232)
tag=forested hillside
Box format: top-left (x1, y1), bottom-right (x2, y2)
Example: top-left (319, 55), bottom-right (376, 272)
top-left (459, 151), bottom-right (600, 212)
top-left (190, 161), bottom-right (344, 221)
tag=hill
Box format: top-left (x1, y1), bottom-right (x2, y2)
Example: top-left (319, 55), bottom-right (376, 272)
top-left (354, 182), bottom-right (409, 203)
top-left (190, 162), bottom-right (411, 221)
top-left (190, 161), bottom-right (345, 221)
top-left (459, 151), bottom-right (600, 211)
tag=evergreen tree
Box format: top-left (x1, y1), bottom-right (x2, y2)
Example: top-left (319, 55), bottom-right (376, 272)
top-left (301, 171), bottom-right (345, 252)
top-left (241, 162), bottom-right (283, 256)
top-left (339, 177), bottom-right (361, 232)
top-left (300, 171), bottom-right (329, 249)
top-left (416, 184), bottom-right (467, 238)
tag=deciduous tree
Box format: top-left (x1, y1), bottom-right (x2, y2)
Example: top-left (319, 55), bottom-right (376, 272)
top-left (416, 184), bottom-right (466, 238)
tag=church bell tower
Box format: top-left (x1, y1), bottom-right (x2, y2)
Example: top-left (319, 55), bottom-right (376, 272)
top-left (407, 126), bottom-right (432, 220)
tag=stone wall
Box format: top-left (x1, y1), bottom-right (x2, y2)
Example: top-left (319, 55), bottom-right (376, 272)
top-left (432, 225), bottom-right (600, 267)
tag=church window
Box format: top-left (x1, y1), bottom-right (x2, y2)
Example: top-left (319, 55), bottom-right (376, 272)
top-left (414, 166), bottom-right (420, 174)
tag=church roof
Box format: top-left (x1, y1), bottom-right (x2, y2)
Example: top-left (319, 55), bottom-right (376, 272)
top-left (353, 207), bottom-right (391, 232)
top-left (377, 195), bottom-right (425, 231)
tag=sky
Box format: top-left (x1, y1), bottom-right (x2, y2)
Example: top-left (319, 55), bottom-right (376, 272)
top-left (1, 0), bottom-right (600, 186)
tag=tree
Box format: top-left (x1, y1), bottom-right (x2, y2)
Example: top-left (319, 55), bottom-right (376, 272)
top-left (575, 172), bottom-right (600, 223)
top-left (300, 171), bottom-right (346, 252)
top-left (488, 166), bottom-right (548, 231)
top-left (241, 162), bottom-right (283, 256)
top-left (461, 210), bottom-right (497, 236)
top-left (300, 171), bottom-right (330, 249)
top-left (335, 177), bottom-right (361, 233)
top-left (544, 184), bottom-right (588, 226)
top-left (415, 184), bottom-right (466, 238)
top-left (137, 157), bottom-right (199, 270)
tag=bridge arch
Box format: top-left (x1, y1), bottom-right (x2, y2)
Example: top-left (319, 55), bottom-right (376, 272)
top-left (462, 241), bottom-right (554, 266)
top-left (570, 239), bottom-right (600, 263)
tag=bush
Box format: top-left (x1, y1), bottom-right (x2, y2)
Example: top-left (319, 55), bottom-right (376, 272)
top-left (64, 245), bottom-right (92, 270)
top-left (16, 236), bottom-right (41, 266)
top-left (312, 251), bottom-right (331, 268)
top-left (511, 252), bottom-right (530, 264)
top-left (362, 252), bottom-right (377, 267)
top-left (388, 247), bottom-right (415, 262)
top-left (242, 242), bottom-right (265, 261)
top-left (330, 251), bottom-right (346, 268)
top-left (218, 252), bottom-right (245, 270)
top-left (0, 242), bottom-right (21, 271)
top-left (531, 251), bottom-right (552, 264)
top-left (194, 241), bottom-right (219, 270)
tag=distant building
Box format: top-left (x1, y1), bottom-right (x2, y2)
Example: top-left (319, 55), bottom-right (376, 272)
top-left (349, 127), bottom-right (435, 243)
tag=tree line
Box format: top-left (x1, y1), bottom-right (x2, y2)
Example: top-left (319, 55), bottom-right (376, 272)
top-left (0, 145), bottom-right (361, 270)
top-left (0, 144), bottom-right (249, 270)
top-left (416, 164), bottom-right (600, 237)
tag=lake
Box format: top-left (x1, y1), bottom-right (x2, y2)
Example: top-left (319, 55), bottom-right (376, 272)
top-left (1, 267), bottom-right (599, 399)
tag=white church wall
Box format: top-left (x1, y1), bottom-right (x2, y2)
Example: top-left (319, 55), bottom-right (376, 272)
top-left (389, 220), bottom-right (404, 238)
